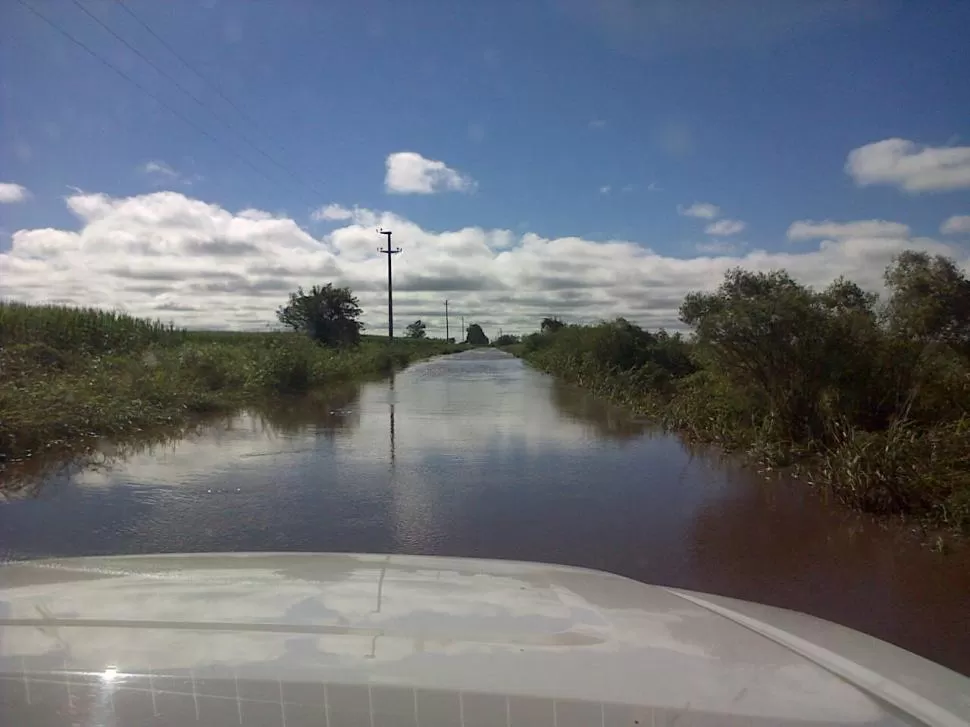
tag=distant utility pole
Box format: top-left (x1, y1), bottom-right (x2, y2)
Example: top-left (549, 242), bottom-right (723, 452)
top-left (444, 299), bottom-right (450, 341)
top-left (461, 315), bottom-right (465, 340)
top-left (378, 229), bottom-right (401, 340)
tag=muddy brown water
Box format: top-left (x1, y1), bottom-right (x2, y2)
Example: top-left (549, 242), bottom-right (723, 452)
top-left (1, 349), bottom-right (968, 674)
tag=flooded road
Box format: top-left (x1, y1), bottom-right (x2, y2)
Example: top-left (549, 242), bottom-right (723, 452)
top-left (2, 349), bottom-right (968, 674)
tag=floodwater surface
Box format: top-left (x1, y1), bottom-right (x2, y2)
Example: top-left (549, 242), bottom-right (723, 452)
top-left (1, 349), bottom-right (968, 674)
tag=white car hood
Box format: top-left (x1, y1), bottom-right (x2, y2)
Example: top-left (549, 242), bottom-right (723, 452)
top-left (0, 552), bottom-right (967, 726)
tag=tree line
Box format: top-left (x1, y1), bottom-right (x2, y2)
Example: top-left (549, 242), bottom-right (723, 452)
top-left (517, 251), bottom-right (970, 532)
top-left (276, 284), bottom-right (491, 345)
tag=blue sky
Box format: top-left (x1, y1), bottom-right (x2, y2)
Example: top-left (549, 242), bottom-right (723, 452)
top-left (1, 0), bottom-right (969, 332)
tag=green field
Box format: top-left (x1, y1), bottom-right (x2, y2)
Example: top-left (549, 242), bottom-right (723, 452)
top-left (0, 302), bottom-right (462, 469)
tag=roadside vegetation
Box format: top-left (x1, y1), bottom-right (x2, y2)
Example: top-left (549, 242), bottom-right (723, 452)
top-left (513, 252), bottom-right (970, 534)
top-left (465, 323), bottom-right (490, 345)
top-left (0, 286), bottom-right (462, 469)
top-left (493, 333), bottom-right (521, 347)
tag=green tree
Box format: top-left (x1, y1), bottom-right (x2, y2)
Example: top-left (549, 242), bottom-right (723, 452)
top-left (276, 284), bottom-right (363, 346)
top-left (405, 319), bottom-right (427, 339)
top-left (494, 333), bottom-right (520, 346)
top-left (884, 251), bottom-right (970, 348)
top-left (466, 323), bottom-right (489, 345)
top-left (680, 268), bottom-right (838, 440)
top-left (541, 317), bottom-right (565, 333)
top-left (816, 277), bottom-right (889, 429)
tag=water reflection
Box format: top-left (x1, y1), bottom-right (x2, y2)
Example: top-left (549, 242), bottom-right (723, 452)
top-left (243, 382), bottom-right (362, 439)
top-left (684, 462), bottom-right (970, 673)
top-left (0, 384), bottom-right (364, 499)
top-left (0, 350), bottom-right (968, 675)
top-left (0, 425), bottom-right (204, 501)
top-left (389, 371), bottom-right (396, 467)
top-left (548, 379), bottom-right (650, 439)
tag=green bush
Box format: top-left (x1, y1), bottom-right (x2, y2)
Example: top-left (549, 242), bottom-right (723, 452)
top-left (247, 338), bottom-right (314, 393)
top-left (524, 319), bottom-right (696, 399)
top-left (515, 251), bottom-right (970, 532)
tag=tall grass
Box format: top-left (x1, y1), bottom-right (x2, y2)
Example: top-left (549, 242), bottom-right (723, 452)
top-left (0, 300), bottom-right (187, 353)
top-left (0, 302), bottom-right (461, 468)
top-left (807, 417), bottom-right (970, 530)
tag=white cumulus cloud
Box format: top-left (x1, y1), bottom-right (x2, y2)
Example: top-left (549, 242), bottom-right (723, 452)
top-left (0, 182), bottom-right (30, 203)
top-left (845, 138), bottom-right (970, 192)
top-left (787, 219), bottom-right (911, 240)
top-left (142, 160), bottom-right (178, 178)
top-left (237, 208), bottom-right (275, 221)
top-left (312, 204), bottom-right (354, 221)
top-left (384, 152), bottom-right (476, 195)
top-left (140, 160), bottom-right (197, 187)
top-left (0, 190), bottom-right (964, 334)
top-left (940, 215), bottom-right (970, 235)
top-left (678, 202), bottom-right (720, 219)
top-left (705, 219), bottom-right (746, 236)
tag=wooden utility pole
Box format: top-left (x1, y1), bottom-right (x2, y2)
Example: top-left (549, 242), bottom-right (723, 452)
top-left (444, 299), bottom-right (450, 341)
top-left (378, 229), bottom-right (401, 340)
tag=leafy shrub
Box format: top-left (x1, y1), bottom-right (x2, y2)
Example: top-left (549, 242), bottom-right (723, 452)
top-left (251, 340), bottom-right (314, 393)
top-left (277, 285), bottom-right (363, 346)
top-left (516, 251), bottom-right (970, 531)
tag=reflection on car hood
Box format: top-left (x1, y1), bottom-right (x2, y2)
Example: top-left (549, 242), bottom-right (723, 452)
top-left (1, 552), bottom-right (968, 726)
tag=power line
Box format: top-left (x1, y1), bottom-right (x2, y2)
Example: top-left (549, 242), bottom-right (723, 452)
top-left (69, 0), bottom-right (325, 200)
top-left (111, 0), bottom-right (311, 190)
top-left (111, 0), bottom-right (265, 137)
top-left (15, 0), bottom-right (290, 193)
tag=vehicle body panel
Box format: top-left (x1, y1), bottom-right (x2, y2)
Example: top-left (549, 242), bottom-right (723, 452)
top-left (1, 552), bottom-right (967, 725)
